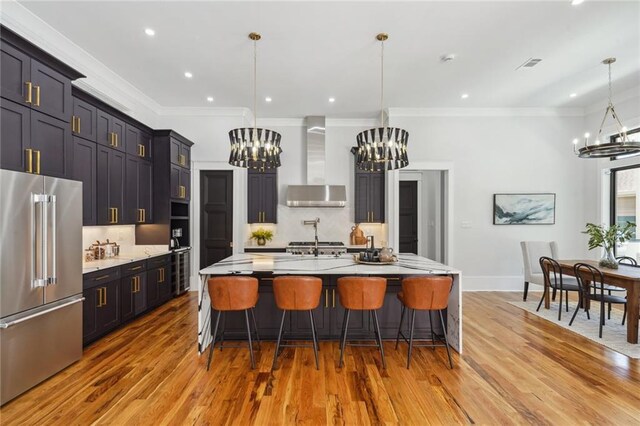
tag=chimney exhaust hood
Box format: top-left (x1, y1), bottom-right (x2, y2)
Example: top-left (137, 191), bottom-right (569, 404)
top-left (286, 116), bottom-right (347, 207)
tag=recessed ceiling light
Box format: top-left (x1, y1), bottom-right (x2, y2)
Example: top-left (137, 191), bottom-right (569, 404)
top-left (206, 96), bottom-right (214, 102)
top-left (461, 93), bottom-right (469, 99)
top-left (144, 28), bottom-right (155, 36)
top-left (571, 0), bottom-right (584, 5)
top-left (265, 97), bottom-right (272, 102)
top-left (569, 93), bottom-right (577, 98)
top-left (184, 71), bottom-right (193, 79)
top-left (329, 97), bottom-right (335, 103)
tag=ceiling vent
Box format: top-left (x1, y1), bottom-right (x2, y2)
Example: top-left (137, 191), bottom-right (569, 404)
top-left (516, 58), bottom-right (542, 70)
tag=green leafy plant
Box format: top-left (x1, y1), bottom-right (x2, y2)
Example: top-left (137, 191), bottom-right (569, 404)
top-left (583, 222), bottom-right (635, 250)
top-left (250, 228), bottom-right (274, 242)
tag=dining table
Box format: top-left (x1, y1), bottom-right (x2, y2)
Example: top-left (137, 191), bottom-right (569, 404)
top-left (545, 259), bottom-right (640, 344)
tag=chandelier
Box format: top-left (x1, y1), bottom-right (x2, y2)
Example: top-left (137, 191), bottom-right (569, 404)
top-left (573, 58), bottom-right (640, 159)
top-left (228, 33), bottom-right (282, 169)
top-left (354, 33), bottom-right (409, 172)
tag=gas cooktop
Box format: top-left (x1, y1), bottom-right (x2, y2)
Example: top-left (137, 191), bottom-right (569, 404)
top-left (286, 241), bottom-right (346, 255)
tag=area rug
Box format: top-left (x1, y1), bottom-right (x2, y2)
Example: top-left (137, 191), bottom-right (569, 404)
top-left (509, 299), bottom-right (640, 359)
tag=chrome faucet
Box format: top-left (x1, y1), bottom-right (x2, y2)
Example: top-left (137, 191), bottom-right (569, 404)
top-left (303, 218), bottom-right (320, 257)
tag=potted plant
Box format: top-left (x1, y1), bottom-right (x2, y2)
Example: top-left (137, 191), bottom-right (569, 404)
top-left (250, 228), bottom-right (274, 246)
top-left (583, 222), bottom-right (636, 269)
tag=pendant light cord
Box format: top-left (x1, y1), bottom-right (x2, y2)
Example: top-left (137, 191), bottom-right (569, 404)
top-left (380, 39), bottom-right (385, 128)
top-left (253, 39), bottom-right (258, 138)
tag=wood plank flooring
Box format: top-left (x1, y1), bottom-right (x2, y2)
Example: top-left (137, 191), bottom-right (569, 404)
top-left (1, 292), bottom-right (639, 425)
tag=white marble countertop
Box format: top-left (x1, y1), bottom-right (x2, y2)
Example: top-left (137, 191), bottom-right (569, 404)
top-left (243, 244), bottom-right (382, 250)
top-left (199, 253), bottom-right (460, 276)
top-left (83, 250), bottom-right (173, 274)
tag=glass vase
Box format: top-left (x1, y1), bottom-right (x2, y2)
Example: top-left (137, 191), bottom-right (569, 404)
top-left (599, 246), bottom-right (618, 269)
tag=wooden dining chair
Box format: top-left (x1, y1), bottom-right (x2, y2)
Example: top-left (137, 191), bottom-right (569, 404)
top-left (616, 256), bottom-right (636, 325)
top-left (537, 257), bottom-right (582, 321)
top-left (571, 263), bottom-right (627, 338)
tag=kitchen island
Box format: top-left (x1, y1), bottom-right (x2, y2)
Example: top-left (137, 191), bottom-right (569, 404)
top-left (198, 253), bottom-right (462, 354)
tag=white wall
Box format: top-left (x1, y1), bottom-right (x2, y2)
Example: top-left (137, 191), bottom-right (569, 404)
top-left (389, 112), bottom-right (596, 290)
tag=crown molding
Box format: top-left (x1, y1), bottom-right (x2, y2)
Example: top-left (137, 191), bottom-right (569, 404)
top-left (388, 107), bottom-right (585, 117)
top-left (0, 1), bottom-right (162, 125)
top-left (258, 118), bottom-right (306, 127)
top-left (257, 117), bottom-right (380, 128)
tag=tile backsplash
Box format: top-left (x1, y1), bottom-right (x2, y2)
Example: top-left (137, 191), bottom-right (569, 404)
top-left (246, 205), bottom-right (387, 247)
top-left (82, 226), bottom-right (167, 256)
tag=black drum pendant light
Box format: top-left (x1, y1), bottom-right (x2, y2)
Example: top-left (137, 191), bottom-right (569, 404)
top-left (355, 33), bottom-right (409, 171)
top-left (228, 32), bottom-right (282, 169)
top-left (572, 58), bottom-right (640, 159)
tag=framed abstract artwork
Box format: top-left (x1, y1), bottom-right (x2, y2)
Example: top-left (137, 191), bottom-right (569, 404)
top-left (493, 193), bottom-right (556, 225)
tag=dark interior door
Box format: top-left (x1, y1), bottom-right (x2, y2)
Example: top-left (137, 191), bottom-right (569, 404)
top-left (200, 170), bottom-right (233, 270)
top-left (399, 180), bottom-right (418, 254)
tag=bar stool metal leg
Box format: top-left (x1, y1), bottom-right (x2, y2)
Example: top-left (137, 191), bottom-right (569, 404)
top-left (207, 309), bottom-right (221, 371)
top-left (395, 304), bottom-right (405, 350)
top-left (339, 309), bottom-right (351, 368)
top-left (438, 310), bottom-right (453, 369)
top-left (429, 311), bottom-right (435, 351)
top-left (407, 309), bottom-right (416, 369)
top-left (244, 309), bottom-right (256, 369)
top-left (220, 312), bottom-right (226, 351)
top-left (372, 310), bottom-right (386, 369)
top-left (272, 310), bottom-right (287, 370)
top-left (309, 311), bottom-right (320, 370)
top-left (250, 308), bottom-right (261, 350)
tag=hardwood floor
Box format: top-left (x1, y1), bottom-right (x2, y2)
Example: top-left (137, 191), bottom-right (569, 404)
top-left (2, 291), bottom-right (640, 425)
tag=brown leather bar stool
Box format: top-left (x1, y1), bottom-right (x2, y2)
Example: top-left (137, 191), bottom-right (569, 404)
top-left (337, 277), bottom-right (387, 369)
top-left (395, 276), bottom-right (453, 369)
top-left (272, 276), bottom-right (323, 370)
top-left (207, 276), bottom-right (260, 370)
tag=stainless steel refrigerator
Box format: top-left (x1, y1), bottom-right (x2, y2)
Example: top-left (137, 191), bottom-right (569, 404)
top-left (0, 169), bottom-right (83, 405)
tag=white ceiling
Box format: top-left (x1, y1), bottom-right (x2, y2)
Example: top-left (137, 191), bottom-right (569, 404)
top-left (17, 0), bottom-right (640, 118)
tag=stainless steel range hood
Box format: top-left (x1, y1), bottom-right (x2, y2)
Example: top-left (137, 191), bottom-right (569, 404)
top-left (286, 116), bottom-right (347, 207)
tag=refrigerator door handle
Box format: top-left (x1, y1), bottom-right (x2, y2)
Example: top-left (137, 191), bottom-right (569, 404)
top-left (0, 296), bottom-right (85, 329)
top-left (32, 193), bottom-right (48, 288)
top-left (48, 194), bottom-right (57, 285)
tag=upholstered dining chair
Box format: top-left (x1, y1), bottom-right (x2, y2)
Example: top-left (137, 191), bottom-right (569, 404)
top-left (521, 241), bottom-right (576, 301)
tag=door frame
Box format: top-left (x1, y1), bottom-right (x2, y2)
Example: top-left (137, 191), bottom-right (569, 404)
top-left (387, 161), bottom-right (454, 265)
top-left (398, 173), bottom-right (422, 256)
top-left (191, 161), bottom-right (247, 287)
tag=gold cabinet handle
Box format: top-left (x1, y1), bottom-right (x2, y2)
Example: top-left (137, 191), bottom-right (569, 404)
top-left (114, 207), bottom-right (118, 223)
top-left (131, 266), bottom-right (142, 271)
top-left (371, 211), bottom-right (374, 222)
top-left (77, 116), bottom-right (81, 133)
top-left (71, 116), bottom-right (76, 132)
top-left (97, 287), bottom-right (103, 307)
top-left (109, 133), bottom-right (114, 146)
top-left (332, 289), bottom-right (336, 308)
top-left (25, 149), bottom-right (33, 173)
top-left (103, 286), bottom-right (107, 306)
top-left (35, 150), bottom-right (41, 174)
top-left (95, 274), bottom-right (110, 281)
top-left (137, 276), bottom-right (141, 292)
top-left (25, 81), bottom-right (32, 104)
top-left (325, 289), bottom-right (329, 308)
top-left (34, 85), bottom-right (41, 107)
top-left (114, 133), bottom-right (118, 147)
top-left (138, 144), bottom-right (143, 157)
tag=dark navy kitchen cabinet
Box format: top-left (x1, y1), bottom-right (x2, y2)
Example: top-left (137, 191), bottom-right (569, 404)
top-left (125, 155), bottom-right (153, 224)
top-left (354, 160), bottom-right (385, 223)
top-left (96, 145), bottom-right (126, 225)
top-left (30, 59), bottom-right (73, 122)
top-left (97, 109), bottom-right (126, 152)
top-left (125, 124), bottom-right (152, 160)
top-left (72, 97), bottom-right (97, 142)
top-left (30, 109), bottom-right (72, 179)
top-left (0, 42), bottom-right (31, 105)
top-left (72, 136), bottom-right (97, 226)
top-left (247, 168), bottom-right (277, 223)
top-left (0, 100), bottom-right (30, 173)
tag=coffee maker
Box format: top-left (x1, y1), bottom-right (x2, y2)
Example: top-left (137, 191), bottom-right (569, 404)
top-left (170, 228), bottom-right (182, 250)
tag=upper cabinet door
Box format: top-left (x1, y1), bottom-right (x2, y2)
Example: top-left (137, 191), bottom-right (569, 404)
top-left (140, 131), bottom-right (152, 160)
top-left (125, 124), bottom-right (140, 157)
top-left (247, 171), bottom-right (262, 223)
top-left (369, 172), bottom-right (385, 223)
top-left (72, 137), bottom-right (97, 226)
top-left (354, 172), bottom-right (370, 223)
top-left (170, 138), bottom-right (181, 166)
top-left (138, 160), bottom-right (153, 223)
top-left (180, 168), bottom-right (191, 201)
top-left (262, 172), bottom-right (277, 223)
top-left (96, 109), bottom-right (112, 148)
top-left (96, 146), bottom-right (126, 225)
top-left (111, 117), bottom-right (125, 153)
top-left (180, 144), bottom-right (190, 168)
top-left (170, 164), bottom-right (181, 199)
top-left (124, 155), bottom-right (139, 225)
top-left (72, 97), bottom-right (97, 142)
top-left (0, 100), bottom-right (31, 173)
top-left (30, 110), bottom-right (72, 179)
top-left (0, 43), bottom-right (31, 106)
top-left (30, 59), bottom-right (72, 122)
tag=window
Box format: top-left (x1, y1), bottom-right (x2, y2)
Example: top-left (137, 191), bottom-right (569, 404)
top-left (610, 164), bottom-right (640, 260)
